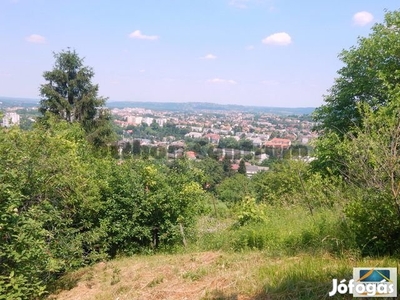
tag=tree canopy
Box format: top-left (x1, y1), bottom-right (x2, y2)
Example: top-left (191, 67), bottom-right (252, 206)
top-left (313, 10), bottom-right (400, 136)
top-left (39, 49), bottom-right (114, 146)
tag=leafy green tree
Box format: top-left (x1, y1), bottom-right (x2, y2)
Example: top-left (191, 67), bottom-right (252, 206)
top-left (196, 157), bottom-right (224, 191)
top-left (239, 139), bottom-right (253, 151)
top-left (39, 49), bottom-right (114, 146)
top-left (313, 10), bottom-right (400, 136)
top-left (216, 174), bottom-right (251, 203)
top-left (218, 137), bottom-right (239, 149)
top-left (312, 10), bottom-right (400, 175)
top-left (338, 102), bottom-right (400, 255)
top-left (0, 118), bottom-right (106, 299)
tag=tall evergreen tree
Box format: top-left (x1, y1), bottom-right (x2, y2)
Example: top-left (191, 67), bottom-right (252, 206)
top-left (39, 48), bottom-right (114, 146)
top-left (238, 159), bottom-right (247, 175)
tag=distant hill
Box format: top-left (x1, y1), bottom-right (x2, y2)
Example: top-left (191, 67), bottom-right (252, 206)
top-left (0, 97), bottom-right (315, 115)
top-left (107, 101), bottom-right (315, 115)
top-left (0, 96), bottom-right (39, 108)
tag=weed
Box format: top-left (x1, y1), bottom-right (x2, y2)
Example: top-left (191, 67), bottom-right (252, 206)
top-left (110, 266), bottom-right (121, 285)
top-left (182, 268), bottom-right (208, 281)
top-left (147, 276), bottom-right (164, 287)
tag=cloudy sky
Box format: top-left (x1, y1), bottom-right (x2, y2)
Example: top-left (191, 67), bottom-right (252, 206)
top-left (0, 0), bottom-right (399, 107)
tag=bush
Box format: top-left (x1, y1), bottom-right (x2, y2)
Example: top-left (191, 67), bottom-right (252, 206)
top-left (0, 122), bottom-right (106, 299)
top-left (345, 189), bottom-right (400, 256)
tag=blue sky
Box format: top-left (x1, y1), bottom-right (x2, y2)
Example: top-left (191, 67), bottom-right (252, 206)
top-left (0, 0), bottom-right (399, 107)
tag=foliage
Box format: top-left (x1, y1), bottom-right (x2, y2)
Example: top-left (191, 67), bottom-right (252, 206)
top-left (313, 10), bottom-right (400, 136)
top-left (238, 159), bottom-right (246, 175)
top-left (232, 197), bottom-right (267, 228)
top-left (216, 174), bottom-right (251, 203)
top-left (338, 102), bottom-right (400, 255)
top-left (39, 49), bottom-right (114, 147)
top-left (218, 137), bottom-right (239, 149)
top-left (101, 159), bottom-right (208, 256)
top-left (0, 118), bottom-right (210, 298)
top-left (251, 160), bottom-right (341, 215)
top-left (222, 156), bottom-right (233, 176)
top-left (312, 10), bottom-right (400, 174)
top-left (195, 205), bottom-right (355, 255)
top-left (0, 120), bottom-right (106, 299)
top-left (195, 158), bottom-right (225, 191)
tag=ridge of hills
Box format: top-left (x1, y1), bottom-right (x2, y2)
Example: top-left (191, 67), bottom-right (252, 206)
top-left (0, 96), bottom-right (314, 115)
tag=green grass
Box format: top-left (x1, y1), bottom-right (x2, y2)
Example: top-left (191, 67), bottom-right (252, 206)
top-left (49, 203), bottom-right (400, 299)
top-left (193, 204), bottom-right (356, 256)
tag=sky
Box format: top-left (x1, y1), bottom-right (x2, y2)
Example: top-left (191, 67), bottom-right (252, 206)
top-left (0, 0), bottom-right (399, 107)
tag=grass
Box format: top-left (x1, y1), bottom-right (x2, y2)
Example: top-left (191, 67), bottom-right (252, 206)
top-left (48, 251), bottom-right (400, 300)
top-left (193, 204), bottom-right (355, 256)
top-left (48, 205), bottom-right (399, 299)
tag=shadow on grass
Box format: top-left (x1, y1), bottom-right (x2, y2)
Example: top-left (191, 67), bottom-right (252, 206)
top-left (46, 268), bottom-right (88, 299)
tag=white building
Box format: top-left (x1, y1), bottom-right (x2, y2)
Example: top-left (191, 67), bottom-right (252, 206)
top-left (155, 118), bottom-right (167, 127)
top-left (2, 112), bottom-right (20, 127)
top-left (142, 117), bottom-right (153, 126)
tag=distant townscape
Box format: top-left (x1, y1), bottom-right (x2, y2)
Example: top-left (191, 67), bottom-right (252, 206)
top-left (1, 96), bottom-right (316, 177)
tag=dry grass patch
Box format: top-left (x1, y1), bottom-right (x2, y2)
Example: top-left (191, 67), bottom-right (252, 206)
top-left (48, 251), bottom-right (399, 300)
top-left (49, 251), bottom-right (261, 300)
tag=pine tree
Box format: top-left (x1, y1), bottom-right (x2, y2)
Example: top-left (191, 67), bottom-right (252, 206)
top-left (238, 159), bottom-right (247, 175)
top-left (39, 48), bottom-right (114, 146)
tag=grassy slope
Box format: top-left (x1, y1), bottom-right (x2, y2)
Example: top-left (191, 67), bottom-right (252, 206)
top-left (48, 206), bottom-right (399, 300)
top-left (48, 251), bottom-right (399, 300)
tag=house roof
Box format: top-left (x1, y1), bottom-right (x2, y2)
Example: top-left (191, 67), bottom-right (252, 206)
top-left (265, 138), bottom-right (291, 148)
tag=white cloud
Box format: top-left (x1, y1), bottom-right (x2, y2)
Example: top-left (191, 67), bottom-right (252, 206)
top-left (139, 69), bottom-right (146, 73)
top-left (25, 34), bottom-right (46, 44)
top-left (245, 45), bottom-right (255, 50)
top-left (200, 54), bottom-right (217, 60)
top-left (129, 30), bottom-right (159, 40)
top-left (207, 78), bottom-right (237, 84)
top-left (262, 32), bottom-right (292, 46)
top-left (353, 11), bottom-right (374, 26)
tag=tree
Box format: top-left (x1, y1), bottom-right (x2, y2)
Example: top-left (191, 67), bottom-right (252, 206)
top-left (222, 156), bottom-right (233, 176)
top-left (337, 102), bottom-right (400, 255)
top-left (0, 119), bottom-right (106, 299)
top-left (195, 157), bottom-right (224, 191)
top-left (39, 48), bottom-right (114, 146)
top-left (239, 139), bottom-right (253, 151)
top-left (313, 10), bottom-right (400, 137)
top-left (132, 139), bottom-right (141, 156)
top-left (216, 174), bottom-right (251, 203)
top-left (312, 10), bottom-right (400, 174)
top-left (218, 137), bottom-right (239, 149)
top-left (238, 159), bottom-right (247, 175)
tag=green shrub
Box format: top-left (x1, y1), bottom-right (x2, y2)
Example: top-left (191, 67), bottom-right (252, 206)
top-left (345, 189), bottom-right (400, 256)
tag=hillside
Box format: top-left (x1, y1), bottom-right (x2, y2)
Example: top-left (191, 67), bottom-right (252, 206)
top-left (48, 250), bottom-right (398, 300)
